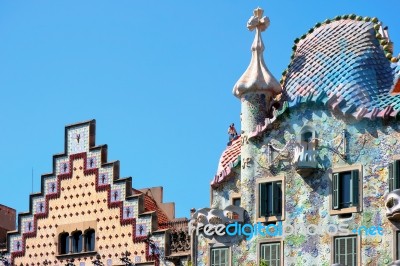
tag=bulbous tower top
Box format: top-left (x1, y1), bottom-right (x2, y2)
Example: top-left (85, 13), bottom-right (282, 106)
top-left (232, 7), bottom-right (282, 98)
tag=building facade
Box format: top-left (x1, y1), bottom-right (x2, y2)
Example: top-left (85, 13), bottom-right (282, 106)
top-left (191, 7), bottom-right (400, 266)
top-left (0, 120), bottom-right (190, 266)
top-left (0, 205), bottom-right (16, 250)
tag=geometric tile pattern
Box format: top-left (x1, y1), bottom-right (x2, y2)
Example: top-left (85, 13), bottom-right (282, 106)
top-left (4, 120), bottom-right (173, 266)
top-left (283, 17), bottom-right (400, 120)
top-left (67, 124), bottom-right (90, 155)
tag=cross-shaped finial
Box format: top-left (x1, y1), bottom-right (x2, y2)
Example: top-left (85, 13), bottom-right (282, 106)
top-left (247, 7), bottom-right (270, 32)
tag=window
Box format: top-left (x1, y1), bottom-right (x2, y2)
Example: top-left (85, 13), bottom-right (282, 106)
top-left (397, 231), bottom-right (400, 260)
top-left (85, 229), bottom-right (95, 252)
top-left (232, 197), bottom-right (241, 207)
top-left (259, 181), bottom-right (282, 217)
top-left (260, 242), bottom-right (281, 266)
top-left (301, 131), bottom-right (313, 150)
top-left (71, 231), bottom-right (83, 253)
top-left (389, 160), bottom-right (400, 192)
top-left (210, 247), bottom-right (229, 266)
top-left (332, 170), bottom-right (359, 210)
top-left (334, 236), bottom-right (357, 266)
top-left (59, 232), bottom-right (69, 254)
top-left (300, 126), bottom-right (316, 151)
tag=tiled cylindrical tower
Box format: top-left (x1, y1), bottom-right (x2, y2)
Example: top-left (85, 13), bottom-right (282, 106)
top-left (232, 7), bottom-right (282, 221)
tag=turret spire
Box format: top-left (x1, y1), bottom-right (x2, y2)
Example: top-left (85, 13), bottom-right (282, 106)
top-left (233, 7), bottom-right (281, 98)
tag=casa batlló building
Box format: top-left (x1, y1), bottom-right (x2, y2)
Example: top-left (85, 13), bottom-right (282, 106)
top-left (191, 7), bottom-right (400, 266)
top-left (0, 120), bottom-right (190, 266)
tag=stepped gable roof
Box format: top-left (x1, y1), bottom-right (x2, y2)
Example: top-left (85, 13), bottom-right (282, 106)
top-left (281, 15), bottom-right (400, 120)
top-left (211, 136), bottom-right (241, 187)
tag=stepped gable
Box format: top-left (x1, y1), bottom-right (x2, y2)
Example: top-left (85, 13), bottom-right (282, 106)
top-left (281, 15), bottom-right (400, 120)
top-left (3, 120), bottom-right (177, 265)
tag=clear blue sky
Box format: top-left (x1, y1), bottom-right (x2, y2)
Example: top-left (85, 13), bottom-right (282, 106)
top-left (0, 1), bottom-right (398, 219)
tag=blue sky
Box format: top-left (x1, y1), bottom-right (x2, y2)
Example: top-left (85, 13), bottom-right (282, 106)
top-left (0, 1), bottom-right (398, 219)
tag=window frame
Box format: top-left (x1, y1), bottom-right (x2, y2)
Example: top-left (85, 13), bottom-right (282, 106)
top-left (299, 125), bottom-right (317, 151)
top-left (393, 230), bottom-right (400, 261)
top-left (230, 192), bottom-right (241, 207)
top-left (332, 235), bottom-right (359, 266)
top-left (257, 238), bottom-right (283, 266)
top-left (209, 246), bottom-right (230, 266)
top-left (389, 160), bottom-right (400, 192)
top-left (330, 165), bottom-right (362, 216)
top-left (256, 176), bottom-right (285, 223)
top-left (84, 228), bottom-right (96, 252)
top-left (71, 230), bottom-right (83, 253)
top-left (59, 232), bottom-right (70, 255)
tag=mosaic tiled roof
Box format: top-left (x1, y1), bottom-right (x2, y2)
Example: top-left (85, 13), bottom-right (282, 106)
top-left (211, 136), bottom-right (241, 187)
top-left (282, 15), bottom-right (400, 120)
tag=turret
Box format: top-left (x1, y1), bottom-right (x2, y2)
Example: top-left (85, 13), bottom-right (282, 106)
top-left (232, 7), bottom-right (281, 217)
top-left (233, 7), bottom-right (281, 134)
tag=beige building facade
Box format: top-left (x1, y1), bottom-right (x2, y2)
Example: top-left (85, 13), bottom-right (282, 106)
top-left (0, 120), bottom-right (190, 266)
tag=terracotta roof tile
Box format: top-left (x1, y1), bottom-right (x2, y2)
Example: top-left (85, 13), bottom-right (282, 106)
top-left (211, 136), bottom-right (241, 187)
top-left (132, 188), bottom-right (171, 226)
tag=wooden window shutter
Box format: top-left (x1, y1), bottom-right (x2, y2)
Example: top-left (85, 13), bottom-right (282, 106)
top-left (274, 182), bottom-right (282, 216)
top-left (389, 162), bottom-right (394, 192)
top-left (351, 170), bottom-right (359, 206)
top-left (333, 173), bottom-right (339, 209)
top-left (259, 183), bottom-right (267, 217)
top-left (395, 160), bottom-right (400, 190)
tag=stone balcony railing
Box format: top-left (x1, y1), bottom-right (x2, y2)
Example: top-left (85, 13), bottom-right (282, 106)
top-left (293, 146), bottom-right (318, 177)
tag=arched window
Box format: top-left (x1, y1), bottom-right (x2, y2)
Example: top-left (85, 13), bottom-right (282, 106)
top-left (85, 229), bottom-right (95, 252)
top-left (59, 232), bottom-right (69, 254)
top-left (300, 126), bottom-right (316, 151)
top-left (71, 230), bottom-right (83, 253)
top-left (302, 131), bottom-right (313, 149)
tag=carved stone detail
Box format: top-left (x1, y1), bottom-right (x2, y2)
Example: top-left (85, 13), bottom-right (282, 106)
top-left (169, 229), bottom-right (190, 254)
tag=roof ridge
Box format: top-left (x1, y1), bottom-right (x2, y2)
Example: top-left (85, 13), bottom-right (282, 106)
top-left (280, 14), bottom-right (398, 86)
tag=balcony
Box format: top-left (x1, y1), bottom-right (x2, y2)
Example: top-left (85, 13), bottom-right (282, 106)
top-left (293, 146), bottom-right (318, 177)
top-left (385, 189), bottom-right (400, 221)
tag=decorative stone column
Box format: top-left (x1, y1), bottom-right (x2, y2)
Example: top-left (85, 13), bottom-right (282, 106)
top-left (82, 233), bottom-right (87, 252)
top-left (69, 235), bottom-right (73, 254)
top-left (232, 7), bottom-right (282, 221)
